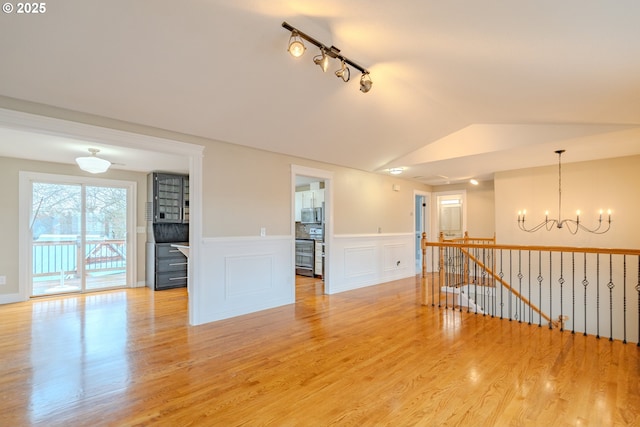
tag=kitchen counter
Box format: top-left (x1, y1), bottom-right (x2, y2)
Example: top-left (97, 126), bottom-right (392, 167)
top-left (170, 243), bottom-right (190, 257)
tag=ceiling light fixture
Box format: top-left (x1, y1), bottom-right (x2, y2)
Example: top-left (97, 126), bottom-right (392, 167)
top-left (287, 30), bottom-right (306, 57)
top-left (335, 60), bottom-right (350, 82)
top-left (282, 21), bottom-right (372, 93)
top-left (517, 150), bottom-right (612, 234)
top-left (76, 148), bottom-right (111, 174)
top-left (470, 179), bottom-right (479, 185)
top-left (313, 49), bottom-right (329, 72)
top-left (359, 72), bottom-right (373, 93)
top-left (389, 168), bottom-right (404, 175)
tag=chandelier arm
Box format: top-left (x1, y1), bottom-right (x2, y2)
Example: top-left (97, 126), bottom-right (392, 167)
top-left (518, 218), bottom-right (553, 233)
top-left (565, 220), bottom-right (579, 235)
top-left (576, 219), bottom-right (612, 235)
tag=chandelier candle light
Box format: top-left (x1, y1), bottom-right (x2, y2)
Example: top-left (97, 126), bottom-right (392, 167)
top-left (517, 150), bottom-right (612, 235)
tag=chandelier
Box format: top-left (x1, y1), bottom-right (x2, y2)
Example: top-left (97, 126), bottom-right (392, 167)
top-left (517, 150), bottom-right (612, 234)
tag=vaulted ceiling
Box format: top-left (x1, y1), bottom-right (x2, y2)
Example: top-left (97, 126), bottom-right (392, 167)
top-left (1, 1), bottom-right (639, 183)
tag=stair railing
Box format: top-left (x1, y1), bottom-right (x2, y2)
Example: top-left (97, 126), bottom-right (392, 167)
top-left (421, 232), bottom-right (640, 345)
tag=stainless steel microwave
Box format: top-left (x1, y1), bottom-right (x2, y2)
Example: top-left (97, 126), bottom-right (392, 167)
top-left (301, 207), bottom-right (323, 224)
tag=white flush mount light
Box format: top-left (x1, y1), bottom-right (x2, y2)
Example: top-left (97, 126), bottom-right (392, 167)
top-left (389, 167), bottom-right (404, 175)
top-left (470, 179), bottom-right (479, 185)
top-left (76, 148), bottom-right (111, 174)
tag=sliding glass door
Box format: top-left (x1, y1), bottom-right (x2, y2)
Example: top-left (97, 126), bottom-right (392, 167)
top-left (30, 177), bottom-right (132, 296)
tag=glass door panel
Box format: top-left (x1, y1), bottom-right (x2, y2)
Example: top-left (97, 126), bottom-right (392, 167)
top-left (31, 181), bottom-right (129, 296)
top-left (31, 182), bottom-right (82, 296)
top-left (84, 185), bottom-right (127, 291)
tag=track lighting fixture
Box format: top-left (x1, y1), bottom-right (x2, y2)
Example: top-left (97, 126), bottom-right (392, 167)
top-left (335, 60), bottom-right (350, 82)
top-left (287, 30), bottom-right (306, 57)
top-left (359, 72), bottom-right (373, 93)
top-left (282, 21), bottom-right (372, 93)
top-left (313, 49), bottom-right (329, 72)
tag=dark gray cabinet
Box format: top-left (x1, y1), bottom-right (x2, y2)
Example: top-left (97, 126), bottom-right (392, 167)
top-left (149, 172), bottom-right (189, 224)
top-left (146, 242), bottom-right (188, 290)
top-left (146, 172), bottom-right (190, 290)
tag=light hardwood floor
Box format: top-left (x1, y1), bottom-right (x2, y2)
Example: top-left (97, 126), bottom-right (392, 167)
top-left (1, 276), bottom-right (638, 426)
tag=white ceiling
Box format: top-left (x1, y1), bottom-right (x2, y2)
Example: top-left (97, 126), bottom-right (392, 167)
top-left (0, 1), bottom-right (639, 182)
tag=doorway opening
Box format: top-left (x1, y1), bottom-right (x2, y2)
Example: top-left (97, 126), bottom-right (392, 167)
top-left (414, 191), bottom-right (430, 274)
top-left (25, 172), bottom-right (136, 297)
top-left (436, 191), bottom-right (467, 239)
top-left (292, 165), bottom-right (333, 297)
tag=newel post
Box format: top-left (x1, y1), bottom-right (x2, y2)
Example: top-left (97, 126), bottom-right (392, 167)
top-left (421, 232), bottom-right (427, 278)
top-left (438, 232), bottom-right (445, 289)
top-left (462, 231), bottom-right (469, 287)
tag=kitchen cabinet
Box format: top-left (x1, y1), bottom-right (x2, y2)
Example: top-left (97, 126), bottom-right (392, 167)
top-left (295, 188), bottom-right (325, 221)
top-left (146, 242), bottom-right (188, 290)
top-left (149, 172), bottom-right (189, 224)
top-left (146, 172), bottom-right (189, 290)
top-left (295, 192), bottom-right (303, 222)
top-left (300, 189), bottom-right (324, 209)
top-left (314, 241), bottom-right (324, 277)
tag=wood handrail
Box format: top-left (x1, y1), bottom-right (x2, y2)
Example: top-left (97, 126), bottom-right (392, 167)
top-left (423, 239), bottom-right (640, 256)
top-left (460, 247), bottom-right (553, 325)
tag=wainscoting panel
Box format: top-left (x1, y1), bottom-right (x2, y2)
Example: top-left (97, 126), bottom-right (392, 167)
top-left (194, 236), bottom-right (293, 324)
top-left (344, 246), bottom-right (376, 278)
top-left (383, 243), bottom-right (406, 271)
top-left (329, 233), bottom-right (414, 294)
top-left (225, 254), bottom-right (273, 298)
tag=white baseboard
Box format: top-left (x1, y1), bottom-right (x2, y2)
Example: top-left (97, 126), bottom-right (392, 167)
top-left (0, 292), bottom-right (26, 304)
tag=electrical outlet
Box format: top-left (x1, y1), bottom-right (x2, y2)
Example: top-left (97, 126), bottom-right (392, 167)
top-left (0, 276), bottom-right (6, 285)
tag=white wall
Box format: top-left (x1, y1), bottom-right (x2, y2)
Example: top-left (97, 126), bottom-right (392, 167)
top-left (0, 100), bottom-right (432, 325)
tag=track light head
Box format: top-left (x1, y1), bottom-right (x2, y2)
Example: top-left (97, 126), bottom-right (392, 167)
top-left (360, 72), bottom-right (373, 93)
top-left (313, 49), bottom-right (329, 72)
top-left (335, 60), bottom-right (350, 82)
top-left (287, 30), bottom-right (306, 57)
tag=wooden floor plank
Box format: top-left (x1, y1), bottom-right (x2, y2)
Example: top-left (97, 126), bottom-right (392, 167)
top-left (0, 275), bottom-right (638, 426)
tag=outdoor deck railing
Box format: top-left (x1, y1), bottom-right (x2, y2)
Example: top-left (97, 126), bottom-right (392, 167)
top-left (32, 239), bottom-right (126, 278)
top-left (421, 232), bottom-right (640, 345)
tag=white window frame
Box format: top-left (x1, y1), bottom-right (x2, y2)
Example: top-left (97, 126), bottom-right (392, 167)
top-left (19, 172), bottom-right (137, 299)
